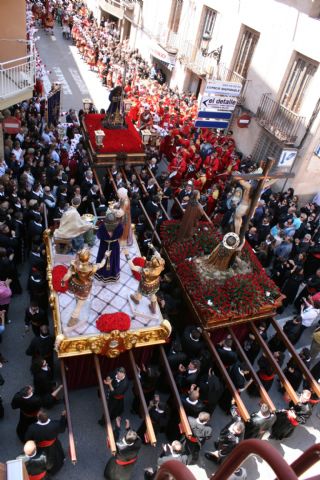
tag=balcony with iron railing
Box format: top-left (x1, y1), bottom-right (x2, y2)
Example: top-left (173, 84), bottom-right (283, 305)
top-left (155, 23), bottom-right (179, 53)
top-left (256, 93), bottom-right (306, 144)
top-left (0, 47), bottom-right (36, 110)
top-left (100, 0), bottom-right (140, 17)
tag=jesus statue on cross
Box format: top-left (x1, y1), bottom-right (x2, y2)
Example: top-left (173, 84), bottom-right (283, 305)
top-left (207, 156), bottom-right (294, 270)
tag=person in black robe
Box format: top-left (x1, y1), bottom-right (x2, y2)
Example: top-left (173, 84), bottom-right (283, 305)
top-left (99, 367), bottom-right (129, 425)
top-left (23, 305), bottom-right (47, 335)
top-left (181, 386), bottom-right (205, 418)
top-left (205, 419), bottom-right (245, 464)
top-left (176, 359), bottom-right (201, 394)
top-left (26, 325), bottom-right (55, 373)
top-left (216, 336), bottom-right (238, 368)
top-left (144, 440), bottom-right (188, 478)
top-left (104, 418), bottom-right (142, 480)
top-left (31, 358), bottom-right (63, 408)
top-left (199, 368), bottom-right (224, 414)
top-left (281, 267), bottom-right (304, 309)
top-left (180, 326), bottom-right (205, 357)
top-left (244, 403), bottom-right (276, 439)
top-left (290, 390), bottom-right (316, 424)
top-left (282, 358), bottom-right (303, 392)
top-left (26, 409), bottom-right (67, 475)
top-left (186, 412), bottom-right (212, 464)
top-left (270, 409), bottom-right (299, 440)
top-left (166, 340), bottom-right (187, 373)
top-left (219, 362), bottom-right (252, 413)
top-left (268, 316), bottom-right (302, 352)
top-left (132, 364), bottom-right (160, 414)
top-left (243, 323), bottom-right (267, 364)
top-left (137, 396), bottom-right (169, 441)
top-left (28, 269), bottom-right (48, 312)
top-left (11, 385), bottom-right (41, 442)
top-left (18, 440), bottom-right (49, 479)
top-left (249, 351), bottom-right (284, 395)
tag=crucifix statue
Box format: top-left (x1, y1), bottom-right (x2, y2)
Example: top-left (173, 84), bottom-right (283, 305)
top-left (207, 156), bottom-right (294, 270)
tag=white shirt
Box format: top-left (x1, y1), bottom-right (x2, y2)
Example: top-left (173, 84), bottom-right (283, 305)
top-left (301, 306), bottom-right (320, 327)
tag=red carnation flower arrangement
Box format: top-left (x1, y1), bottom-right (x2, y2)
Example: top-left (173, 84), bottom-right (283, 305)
top-left (131, 257), bottom-right (146, 281)
top-left (52, 265), bottom-right (69, 293)
top-left (96, 313), bottom-right (131, 332)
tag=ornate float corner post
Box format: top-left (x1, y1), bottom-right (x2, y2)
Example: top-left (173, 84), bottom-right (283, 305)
top-left (55, 334), bottom-right (65, 354)
top-left (161, 319), bottom-right (172, 338)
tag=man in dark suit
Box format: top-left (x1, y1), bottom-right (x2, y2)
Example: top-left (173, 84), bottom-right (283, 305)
top-left (99, 367), bottom-right (129, 424)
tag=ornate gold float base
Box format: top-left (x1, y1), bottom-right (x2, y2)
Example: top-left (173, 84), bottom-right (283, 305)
top-left (44, 230), bottom-right (172, 358)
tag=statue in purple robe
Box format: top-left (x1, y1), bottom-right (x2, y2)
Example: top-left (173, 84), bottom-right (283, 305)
top-left (95, 211), bottom-right (124, 283)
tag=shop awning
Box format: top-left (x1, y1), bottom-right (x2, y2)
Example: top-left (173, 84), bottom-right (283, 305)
top-left (150, 41), bottom-right (176, 67)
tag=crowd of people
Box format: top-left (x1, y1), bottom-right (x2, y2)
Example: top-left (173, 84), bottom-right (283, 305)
top-left (0, 0), bottom-right (320, 479)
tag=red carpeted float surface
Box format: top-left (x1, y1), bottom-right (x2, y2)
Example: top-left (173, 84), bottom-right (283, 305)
top-left (83, 113), bottom-right (144, 154)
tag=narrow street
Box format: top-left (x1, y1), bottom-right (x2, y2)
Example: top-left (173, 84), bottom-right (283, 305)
top-left (36, 24), bottom-right (110, 113)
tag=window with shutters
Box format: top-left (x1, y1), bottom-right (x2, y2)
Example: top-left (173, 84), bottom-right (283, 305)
top-left (197, 7), bottom-right (217, 48)
top-left (280, 54), bottom-right (318, 113)
top-left (252, 132), bottom-right (282, 164)
top-left (168, 0), bottom-right (183, 34)
top-left (232, 26), bottom-right (259, 79)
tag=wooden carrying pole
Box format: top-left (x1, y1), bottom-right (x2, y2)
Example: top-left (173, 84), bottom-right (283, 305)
top-left (60, 360), bottom-right (77, 464)
top-left (250, 323), bottom-right (299, 404)
top-left (93, 355), bottom-right (117, 455)
top-left (128, 351), bottom-right (157, 446)
top-left (270, 318), bottom-right (320, 397)
top-left (159, 346), bottom-right (192, 438)
top-left (203, 331), bottom-right (250, 421)
top-left (228, 328), bottom-right (275, 411)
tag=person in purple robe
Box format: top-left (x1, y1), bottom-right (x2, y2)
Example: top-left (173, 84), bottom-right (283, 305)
top-left (95, 211), bottom-right (124, 283)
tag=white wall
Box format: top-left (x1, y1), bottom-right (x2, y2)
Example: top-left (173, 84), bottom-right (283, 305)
top-left (86, 0), bottom-right (320, 196)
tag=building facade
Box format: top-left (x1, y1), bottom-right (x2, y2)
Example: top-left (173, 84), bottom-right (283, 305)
top-left (0, 0), bottom-right (35, 110)
top-left (88, 0), bottom-right (320, 197)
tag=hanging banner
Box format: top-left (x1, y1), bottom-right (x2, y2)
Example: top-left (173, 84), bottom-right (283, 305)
top-left (47, 88), bottom-right (61, 126)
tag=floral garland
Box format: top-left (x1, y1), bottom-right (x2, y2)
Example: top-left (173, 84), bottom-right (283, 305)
top-left (96, 312), bottom-right (131, 332)
top-left (52, 265), bottom-right (69, 293)
top-left (160, 221), bottom-right (280, 321)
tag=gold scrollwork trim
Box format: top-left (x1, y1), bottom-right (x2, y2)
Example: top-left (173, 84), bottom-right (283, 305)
top-left (55, 324), bottom-right (170, 358)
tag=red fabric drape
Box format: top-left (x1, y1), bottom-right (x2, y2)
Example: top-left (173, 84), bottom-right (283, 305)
top-left (64, 348), bottom-right (153, 390)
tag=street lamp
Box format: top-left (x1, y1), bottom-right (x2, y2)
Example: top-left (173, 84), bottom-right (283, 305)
top-left (201, 33), bottom-right (223, 63)
top-left (95, 129), bottom-right (105, 148)
top-left (83, 98), bottom-right (93, 114)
